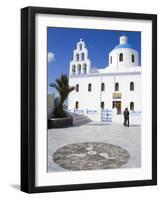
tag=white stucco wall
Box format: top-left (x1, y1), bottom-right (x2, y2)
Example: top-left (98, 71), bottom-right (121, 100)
top-left (68, 72), bottom-right (142, 121)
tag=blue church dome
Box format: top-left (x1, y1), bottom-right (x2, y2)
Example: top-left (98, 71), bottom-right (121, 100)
top-left (112, 35), bottom-right (135, 50)
top-left (114, 43), bottom-right (133, 50)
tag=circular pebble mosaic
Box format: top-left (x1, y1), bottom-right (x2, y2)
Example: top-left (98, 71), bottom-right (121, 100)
top-left (53, 142), bottom-right (130, 171)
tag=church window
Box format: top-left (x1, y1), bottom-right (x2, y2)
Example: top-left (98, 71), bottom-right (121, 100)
top-left (72, 65), bottom-right (76, 74)
top-left (77, 64), bottom-right (81, 74)
top-left (110, 56), bottom-right (112, 64)
top-left (75, 101), bottom-right (79, 109)
top-left (119, 53), bottom-right (123, 62)
top-left (76, 53), bottom-right (79, 61)
top-left (132, 54), bottom-right (135, 63)
top-left (115, 82), bottom-right (119, 91)
top-left (88, 83), bottom-right (92, 92)
top-left (101, 101), bottom-right (105, 109)
top-left (83, 63), bottom-right (87, 74)
top-left (130, 82), bottom-right (134, 91)
top-left (81, 53), bottom-right (85, 61)
top-left (130, 102), bottom-right (134, 111)
top-left (101, 83), bottom-right (105, 91)
top-left (76, 84), bottom-right (79, 92)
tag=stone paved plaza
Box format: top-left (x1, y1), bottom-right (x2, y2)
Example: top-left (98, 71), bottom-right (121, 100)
top-left (48, 122), bottom-right (141, 172)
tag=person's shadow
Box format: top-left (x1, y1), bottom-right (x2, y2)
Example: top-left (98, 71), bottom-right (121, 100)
top-left (129, 124), bottom-right (141, 127)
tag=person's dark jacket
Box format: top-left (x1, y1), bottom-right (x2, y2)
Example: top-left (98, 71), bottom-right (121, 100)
top-left (124, 110), bottom-right (129, 119)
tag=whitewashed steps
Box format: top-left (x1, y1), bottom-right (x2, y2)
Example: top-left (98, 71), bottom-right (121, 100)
top-left (70, 113), bottom-right (91, 125)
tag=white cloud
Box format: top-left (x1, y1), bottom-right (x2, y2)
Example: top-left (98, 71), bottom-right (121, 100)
top-left (48, 52), bottom-right (55, 63)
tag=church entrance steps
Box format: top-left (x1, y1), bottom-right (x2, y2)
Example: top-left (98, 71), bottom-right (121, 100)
top-left (70, 113), bottom-right (91, 125)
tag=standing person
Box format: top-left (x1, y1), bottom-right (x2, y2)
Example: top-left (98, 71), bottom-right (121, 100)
top-left (123, 107), bottom-right (129, 127)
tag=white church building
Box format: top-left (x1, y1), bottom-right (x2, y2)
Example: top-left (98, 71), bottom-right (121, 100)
top-left (68, 35), bottom-right (141, 123)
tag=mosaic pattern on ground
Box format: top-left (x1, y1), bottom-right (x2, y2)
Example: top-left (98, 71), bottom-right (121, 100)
top-left (53, 142), bottom-right (130, 171)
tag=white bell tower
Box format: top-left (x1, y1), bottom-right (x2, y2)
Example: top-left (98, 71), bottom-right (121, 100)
top-left (69, 38), bottom-right (91, 75)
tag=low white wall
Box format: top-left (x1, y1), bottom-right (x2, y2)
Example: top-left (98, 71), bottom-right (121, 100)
top-left (86, 109), bottom-right (102, 121)
top-left (68, 109), bottom-right (101, 121)
top-left (112, 114), bottom-right (141, 125)
top-left (68, 109), bottom-right (141, 125)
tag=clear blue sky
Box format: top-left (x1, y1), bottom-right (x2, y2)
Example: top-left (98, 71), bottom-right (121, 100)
top-left (47, 27), bottom-right (141, 94)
